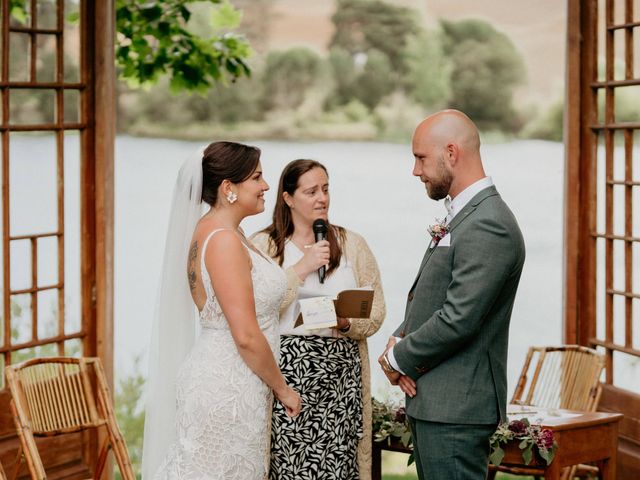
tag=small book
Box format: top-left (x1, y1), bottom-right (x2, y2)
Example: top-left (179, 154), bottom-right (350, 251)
top-left (293, 286), bottom-right (374, 330)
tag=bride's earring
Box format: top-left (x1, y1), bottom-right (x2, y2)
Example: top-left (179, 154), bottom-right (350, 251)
top-left (226, 191), bottom-right (238, 204)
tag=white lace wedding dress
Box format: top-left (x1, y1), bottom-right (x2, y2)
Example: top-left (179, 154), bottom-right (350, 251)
top-left (153, 229), bottom-right (286, 480)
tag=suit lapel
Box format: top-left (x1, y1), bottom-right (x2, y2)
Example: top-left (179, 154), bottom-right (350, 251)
top-left (407, 186), bottom-right (500, 294)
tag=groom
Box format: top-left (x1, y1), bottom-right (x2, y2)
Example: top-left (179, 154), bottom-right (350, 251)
top-left (379, 110), bottom-right (525, 479)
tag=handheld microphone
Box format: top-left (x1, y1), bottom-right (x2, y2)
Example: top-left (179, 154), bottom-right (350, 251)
top-left (312, 218), bottom-right (328, 283)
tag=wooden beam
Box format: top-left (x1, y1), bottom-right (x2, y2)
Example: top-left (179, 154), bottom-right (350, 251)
top-left (92, 0), bottom-right (115, 389)
top-left (563, 0), bottom-right (583, 344)
top-left (92, 0), bottom-right (116, 476)
top-left (578, 0), bottom-right (599, 348)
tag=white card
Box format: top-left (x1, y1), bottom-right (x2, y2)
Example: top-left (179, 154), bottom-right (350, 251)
top-left (297, 296), bottom-right (337, 330)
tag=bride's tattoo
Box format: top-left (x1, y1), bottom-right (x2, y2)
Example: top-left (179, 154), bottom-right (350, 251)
top-left (188, 241), bottom-right (198, 291)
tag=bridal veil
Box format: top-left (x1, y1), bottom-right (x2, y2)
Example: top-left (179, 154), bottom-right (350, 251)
top-left (141, 148), bottom-right (205, 478)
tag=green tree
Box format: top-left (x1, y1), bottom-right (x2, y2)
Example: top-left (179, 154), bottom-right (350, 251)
top-left (9, 0), bottom-right (253, 93)
top-left (441, 19), bottom-right (526, 131)
top-left (330, 0), bottom-right (419, 74)
top-left (204, 77), bottom-right (264, 123)
top-left (353, 50), bottom-right (395, 110)
top-left (403, 29), bottom-right (452, 110)
top-left (327, 47), bottom-right (359, 108)
top-left (116, 0), bottom-right (252, 93)
top-left (261, 48), bottom-right (323, 111)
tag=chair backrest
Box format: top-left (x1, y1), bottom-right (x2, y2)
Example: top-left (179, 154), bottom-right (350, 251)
top-left (5, 356), bottom-right (134, 480)
top-left (511, 345), bottom-right (605, 412)
top-left (5, 357), bottom-right (104, 435)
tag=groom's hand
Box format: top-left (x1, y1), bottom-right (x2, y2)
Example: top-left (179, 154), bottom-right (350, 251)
top-left (379, 337), bottom-right (400, 384)
top-left (398, 375), bottom-right (417, 398)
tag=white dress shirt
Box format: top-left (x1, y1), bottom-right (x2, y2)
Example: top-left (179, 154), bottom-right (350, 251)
top-left (387, 176), bottom-right (494, 374)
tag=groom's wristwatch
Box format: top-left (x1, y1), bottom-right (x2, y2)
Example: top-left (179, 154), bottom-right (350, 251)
top-left (381, 351), bottom-right (398, 374)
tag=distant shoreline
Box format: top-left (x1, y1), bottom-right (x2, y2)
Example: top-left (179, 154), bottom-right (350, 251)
top-left (119, 120), bottom-right (526, 145)
top-left (121, 119), bottom-right (386, 143)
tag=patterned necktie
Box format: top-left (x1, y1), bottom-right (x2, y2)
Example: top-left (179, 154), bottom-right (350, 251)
top-left (444, 196), bottom-right (453, 224)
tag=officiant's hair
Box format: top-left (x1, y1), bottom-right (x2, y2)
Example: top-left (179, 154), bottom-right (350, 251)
top-left (262, 159), bottom-right (346, 277)
top-left (201, 141), bottom-right (261, 206)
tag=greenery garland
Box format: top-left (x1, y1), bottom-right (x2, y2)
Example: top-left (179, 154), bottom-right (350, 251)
top-left (489, 418), bottom-right (558, 467)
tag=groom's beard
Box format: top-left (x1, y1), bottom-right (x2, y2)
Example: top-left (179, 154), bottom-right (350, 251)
top-left (426, 157), bottom-right (453, 201)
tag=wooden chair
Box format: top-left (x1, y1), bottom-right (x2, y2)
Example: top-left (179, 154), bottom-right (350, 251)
top-left (4, 357), bottom-right (135, 480)
top-left (489, 345), bottom-right (605, 480)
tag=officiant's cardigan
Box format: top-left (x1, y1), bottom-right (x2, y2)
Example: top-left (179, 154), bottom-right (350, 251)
top-left (252, 229), bottom-right (386, 480)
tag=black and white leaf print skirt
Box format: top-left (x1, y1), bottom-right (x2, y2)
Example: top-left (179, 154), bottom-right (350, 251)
top-left (270, 335), bottom-right (363, 480)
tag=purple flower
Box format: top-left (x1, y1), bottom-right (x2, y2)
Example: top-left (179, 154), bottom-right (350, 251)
top-left (395, 407), bottom-right (406, 423)
top-left (508, 420), bottom-right (528, 436)
top-left (536, 428), bottom-right (555, 450)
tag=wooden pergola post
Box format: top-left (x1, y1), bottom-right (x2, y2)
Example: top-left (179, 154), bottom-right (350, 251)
top-left (85, 0), bottom-right (116, 383)
top-left (563, 0), bottom-right (598, 346)
top-left (82, 0), bottom-right (116, 473)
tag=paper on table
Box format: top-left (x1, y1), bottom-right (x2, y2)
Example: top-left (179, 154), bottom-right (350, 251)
top-left (507, 406), bottom-right (583, 424)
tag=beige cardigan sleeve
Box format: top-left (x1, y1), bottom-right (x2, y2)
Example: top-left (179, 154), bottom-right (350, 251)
top-left (340, 230), bottom-right (386, 341)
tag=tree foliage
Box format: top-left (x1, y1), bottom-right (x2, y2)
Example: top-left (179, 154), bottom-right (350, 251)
top-left (440, 19), bottom-right (526, 131)
top-left (9, 0), bottom-right (28, 24)
top-left (403, 29), bottom-right (452, 110)
top-left (330, 0), bottom-right (419, 73)
top-left (327, 47), bottom-right (395, 110)
top-left (261, 48), bottom-right (323, 111)
top-left (9, 0), bottom-right (253, 93)
top-left (353, 50), bottom-right (395, 110)
top-left (115, 0), bottom-right (252, 93)
top-left (327, 47), bottom-right (359, 108)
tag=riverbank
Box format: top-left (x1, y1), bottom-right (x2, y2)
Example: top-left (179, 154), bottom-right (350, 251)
top-left (124, 119), bottom-right (381, 142)
top-left (121, 118), bottom-right (517, 144)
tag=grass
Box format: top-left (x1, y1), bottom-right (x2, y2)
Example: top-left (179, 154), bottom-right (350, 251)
top-left (380, 451), bottom-right (534, 480)
top-left (381, 451), bottom-right (417, 479)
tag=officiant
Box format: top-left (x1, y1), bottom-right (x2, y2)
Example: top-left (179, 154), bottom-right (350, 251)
top-left (251, 158), bottom-right (386, 480)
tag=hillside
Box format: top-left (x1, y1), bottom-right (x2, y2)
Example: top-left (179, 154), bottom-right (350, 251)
top-left (262, 0), bottom-right (567, 107)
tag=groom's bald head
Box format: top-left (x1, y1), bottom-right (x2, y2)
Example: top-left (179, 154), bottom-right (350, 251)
top-left (414, 109), bottom-right (480, 156)
top-left (412, 109), bottom-right (485, 199)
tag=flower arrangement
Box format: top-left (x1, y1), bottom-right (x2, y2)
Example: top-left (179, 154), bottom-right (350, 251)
top-left (427, 219), bottom-right (450, 245)
top-left (372, 397), bottom-right (414, 465)
top-left (489, 418), bottom-right (558, 467)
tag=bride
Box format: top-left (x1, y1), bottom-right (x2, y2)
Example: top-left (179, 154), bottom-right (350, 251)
top-left (141, 141), bottom-right (301, 479)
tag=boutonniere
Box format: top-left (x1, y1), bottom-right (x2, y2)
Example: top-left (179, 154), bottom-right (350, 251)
top-left (428, 218), bottom-right (450, 246)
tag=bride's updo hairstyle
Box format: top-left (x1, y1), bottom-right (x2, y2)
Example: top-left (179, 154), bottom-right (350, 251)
top-left (201, 141), bottom-right (261, 206)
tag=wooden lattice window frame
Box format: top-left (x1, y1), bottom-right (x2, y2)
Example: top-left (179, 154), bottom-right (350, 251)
top-left (0, 0), bottom-right (114, 388)
top-left (565, 0), bottom-right (640, 389)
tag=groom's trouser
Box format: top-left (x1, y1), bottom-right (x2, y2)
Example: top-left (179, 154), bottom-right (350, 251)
top-left (408, 416), bottom-right (496, 480)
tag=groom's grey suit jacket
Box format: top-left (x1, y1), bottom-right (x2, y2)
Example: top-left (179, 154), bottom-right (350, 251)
top-left (393, 186), bottom-right (525, 425)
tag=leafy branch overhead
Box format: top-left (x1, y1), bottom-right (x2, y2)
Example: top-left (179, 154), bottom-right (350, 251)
top-left (115, 0), bottom-right (252, 93)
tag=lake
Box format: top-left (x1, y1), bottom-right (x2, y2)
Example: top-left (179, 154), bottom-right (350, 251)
top-left (5, 135), bottom-right (638, 395)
